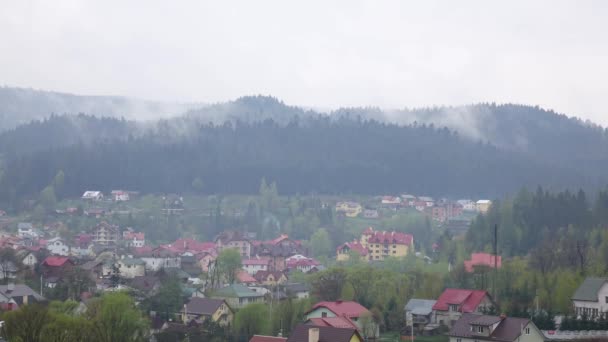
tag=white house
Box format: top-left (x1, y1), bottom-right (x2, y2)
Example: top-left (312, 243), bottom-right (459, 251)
top-left (242, 257), bottom-right (271, 275)
top-left (140, 248), bottom-right (181, 271)
top-left (82, 191), bottom-right (104, 201)
top-left (571, 277), bottom-right (608, 318)
top-left (17, 223), bottom-right (39, 239)
top-left (46, 237), bottom-right (70, 256)
top-left (123, 232), bottom-right (145, 248)
top-left (117, 257), bottom-right (146, 279)
top-left (111, 190), bottom-right (130, 202)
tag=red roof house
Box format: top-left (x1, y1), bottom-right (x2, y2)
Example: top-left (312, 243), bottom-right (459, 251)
top-left (336, 241), bottom-right (368, 257)
top-left (366, 230), bottom-right (413, 246)
top-left (433, 289), bottom-right (493, 313)
top-left (464, 253), bottom-right (502, 273)
top-left (250, 336), bottom-right (287, 342)
top-left (305, 300), bottom-right (370, 319)
top-left (41, 256), bottom-right (75, 278)
top-left (42, 256), bottom-right (72, 267)
top-left (306, 316), bottom-right (359, 330)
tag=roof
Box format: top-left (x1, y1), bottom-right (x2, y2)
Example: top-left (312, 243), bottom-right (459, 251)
top-left (367, 230), bottom-right (413, 246)
top-left (285, 283), bottom-right (310, 294)
top-left (250, 336), bottom-right (288, 342)
top-left (119, 257), bottom-right (145, 266)
top-left (405, 299), bottom-right (437, 316)
top-left (306, 301), bottom-right (370, 318)
top-left (477, 200), bottom-right (492, 204)
top-left (0, 284), bottom-right (45, 301)
top-left (464, 253), bottom-right (502, 272)
top-left (243, 257), bottom-right (272, 266)
top-left (42, 256), bottom-right (72, 267)
top-left (572, 277), bottom-right (608, 302)
top-left (124, 232), bottom-right (145, 240)
top-left (336, 241), bottom-right (368, 256)
top-left (128, 275), bottom-right (161, 292)
top-left (254, 270), bottom-right (285, 282)
top-left (180, 298), bottom-right (228, 316)
top-left (307, 317), bottom-right (358, 330)
top-left (432, 288), bottom-right (490, 312)
top-left (287, 324), bottom-right (361, 342)
top-left (237, 271), bottom-right (257, 284)
top-left (449, 313), bottom-right (531, 342)
top-left (212, 284), bottom-right (264, 298)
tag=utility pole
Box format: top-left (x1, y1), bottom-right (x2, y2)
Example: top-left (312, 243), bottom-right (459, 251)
top-left (493, 224), bottom-right (498, 303)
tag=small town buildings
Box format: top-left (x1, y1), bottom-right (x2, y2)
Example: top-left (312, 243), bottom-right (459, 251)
top-left (457, 200), bottom-right (477, 212)
top-left (180, 298), bottom-right (234, 326)
top-left (381, 196), bottom-right (402, 207)
top-left (252, 235), bottom-right (305, 272)
top-left (210, 284), bottom-right (265, 309)
top-left (363, 209), bottom-right (379, 219)
top-left (476, 200), bottom-right (492, 214)
top-left (111, 190), bottom-right (130, 202)
top-left (286, 257), bottom-right (320, 273)
top-left (254, 270), bottom-right (287, 286)
top-left (464, 253), bottom-right (502, 273)
top-left (0, 284), bottom-right (45, 310)
top-left (335, 201), bottom-right (363, 218)
top-left (336, 241), bottom-right (368, 262)
top-left (93, 221), bottom-right (120, 245)
top-left (405, 299), bottom-right (437, 331)
top-left (448, 313), bottom-right (544, 342)
top-left (17, 223), bottom-right (39, 238)
top-left (140, 247), bottom-right (181, 271)
top-left (571, 277), bottom-right (608, 318)
top-left (305, 301), bottom-right (378, 339)
top-left (361, 227), bottom-right (414, 261)
top-left (432, 289), bottom-right (495, 327)
top-left (117, 257), bottom-right (146, 278)
top-left (215, 231), bottom-right (252, 258)
top-left (242, 257), bottom-right (271, 275)
top-left (46, 237), bottom-right (70, 256)
top-left (289, 323), bottom-right (363, 342)
top-left (285, 283), bottom-right (310, 299)
top-left (82, 191), bottom-right (104, 201)
top-left (123, 231), bottom-right (145, 248)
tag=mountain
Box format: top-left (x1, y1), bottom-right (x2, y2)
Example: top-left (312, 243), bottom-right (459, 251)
top-left (0, 93), bottom-right (607, 210)
top-left (0, 86), bottom-right (196, 131)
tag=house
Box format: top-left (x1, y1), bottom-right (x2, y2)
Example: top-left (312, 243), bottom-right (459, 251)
top-left (252, 235), bottom-right (305, 272)
top-left (448, 313), bottom-right (544, 342)
top-left (363, 209), bottom-right (379, 219)
top-left (287, 325), bottom-right (363, 342)
top-left (123, 232), bottom-right (145, 248)
top-left (405, 299), bottom-right (437, 331)
top-left (336, 241), bottom-right (368, 262)
top-left (430, 206), bottom-right (447, 222)
top-left (215, 231), bottom-right (252, 258)
top-left (17, 223), bottom-right (39, 238)
top-left (432, 289), bottom-right (495, 327)
top-left (16, 249), bottom-right (38, 268)
top-left (464, 253), bottom-right (502, 273)
top-left (127, 275), bottom-right (162, 295)
top-left (81, 259), bottom-right (104, 281)
top-left (0, 284), bottom-right (45, 309)
top-left (180, 298), bottom-right (234, 326)
top-left (41, 256), bottom-right (74, 279)
top-left (476, 200), bottom-right (492, 214)
top-left (237, 270), bottom-right (258, 286)
top-left (242, 257), bottom-right (272, 275)
top-left (285, 283), bottom-right (310, 299)
top-left (254, 270), bottom-right (287, 286)
top-left (139, 247), bottom-right (181, 271)
top-left (286, 257), bottom-right (320, 273)
top-left (381, 196), bottom-right (402, 207)
top-left (92, 221), bottom-right (120, 245)
top-left (82, 191), bottom-right (104, 201)
top-left (0, 262), bottom-right (17, 280)
top-left (457, 200), bottom-right (477, 212)
top-left (210, 283), bottom-right (265, 309)
top-left (250, 336), bottom-right (287, 342)
top-left (305, 316), bottom-right (359, 330)
top-left (117, 257), bottom-right (146, 279)
top-left (419, 196), bottom-right (435, 207)
top-left (111, 190), bottom-right (130, 202)
top-left (335, 201), bottom-right (363, 218)
top-left (571, 277), bottom-right (608, 319)
top-left (361, 227), bottom-right (414, 261)
top-left (305, 300), bottom-right (378, 338)
top-left (46, 237), bottom-right (70, 256)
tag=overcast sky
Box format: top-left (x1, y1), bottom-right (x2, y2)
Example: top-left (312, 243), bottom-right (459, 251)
top-left (1, 1), bottom-right (607, 124)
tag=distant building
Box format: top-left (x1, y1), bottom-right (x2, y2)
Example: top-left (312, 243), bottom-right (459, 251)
top-left (117, 257), bottom-right (146, 279)
top-left (111, 190), bottom-right (130, 202)
top-left (93, 221), bottom-right (120, 245)
top-left (82, 191), bottom-right (104, 201)
top-left (336, 241), bottom-right (368, 262)
top-left (335, 201), bottom-right (363, 218)
top-left (363, 209), bottom-right (379, 219)
top-left (432, 289), bottom-right (495, 327)
top-left (46, 237), bottom-right (70, 256)
top-left (210, 284), bottom-right (265, 309)
top-left (457, 199), bottom-right (477, 212)
top-left (180, 298), bottom-right (234, 326)
top-left (464, 253), bottom-right (502, 273)
top-left (571, 277), bottom-right (608, 319)
top-left (305, 301), bottom-right (378, 339)
top-left (361, 227), bottom-right (414, 261)
top-left (215, 231), bottom-right (252, 258)
top-left (476, 200), bottom-right (492, 214)
top-left (242, 257), bottom-right (271, 275)
top-left (448, 313), bottom-right (544, 342)
top-left (123, 231), bottom-right (145, 248)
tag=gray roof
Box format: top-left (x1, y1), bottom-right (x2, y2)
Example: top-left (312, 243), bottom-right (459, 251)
top-left (449, 313), bottom-right (531, 342)
top-left (119, 257), bottom-right (145, 266)
top-left (405, 299), bottom-right (437, 316)
top-left (572, 277), bottom-right (608, 302)
top-left (0, 284), bottom-right (45, 301)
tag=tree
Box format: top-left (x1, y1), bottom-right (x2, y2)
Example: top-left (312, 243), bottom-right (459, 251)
top-left (52, 170), bottom-right (65, 198)
top-left (216, 248), bottom-right (242, 284)
top-left (142, 276), bottom-right (183, 320)
top-left (310, 228), bottom-right (332, 258)
top-left (2, 304), bottom-right (50, 342)
top-left (42, 314), bottom-right (93, 342)
top-left (0, 247), bottom-right (18, 284)
top-left (89, 292), bottom-right (149, 342)
top-left (39, 185), bottom-right (57, 212)
top-left (233, 303), bottom-right (270, 339)
top-left (192, 177), bottom-right (204, 193)
top-left (311, 267), bottom-right (347, 301)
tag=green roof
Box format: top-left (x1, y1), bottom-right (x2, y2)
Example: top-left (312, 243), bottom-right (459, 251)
top-left (572, 277), bottom-right (608, 301)
top-left (212, 284), bottom-right (264, 298)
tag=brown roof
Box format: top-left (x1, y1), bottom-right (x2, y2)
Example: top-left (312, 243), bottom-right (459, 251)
top-left (180, 298), bottom-right (228, 316)
top-left (287, 324), bottom-right (361, 342)
top-left (250, 336), bottom-right (288, 342)
top-left (449, 313), bottom-right (531, 342)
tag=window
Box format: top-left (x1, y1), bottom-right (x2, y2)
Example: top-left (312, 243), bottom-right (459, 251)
top-left (525, 327), bottom-right (530, 335)
top-left (322, 312), bottom-right (328, 318)
top-left (457, 339), bottom-right (462, 342)
top-left (477, 326), bottom-right (483, 333)
top-left (449, 304), bottom-right (459, 312)
top-left (605, 296), bottom-right (608, 304)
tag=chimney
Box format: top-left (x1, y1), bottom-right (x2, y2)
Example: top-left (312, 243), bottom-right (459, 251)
top-left (308, 327), bottom-right (320, 342)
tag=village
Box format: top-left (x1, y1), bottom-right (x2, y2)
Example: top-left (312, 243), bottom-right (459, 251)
top-left (0, 189), bottom-right (605, 342)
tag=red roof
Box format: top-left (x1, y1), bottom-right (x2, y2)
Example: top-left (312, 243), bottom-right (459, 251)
top-left (237, 271), bottom-right (257, 284)
top-left (42, 256), bottom-right (72, 267)
top-left (307, 301), bottom-right (370, 318)
top-left (243, 257), bottom-right (271, 266)
top-left (287, 258), bottom-right (320, 268)
top-left (133, 246), bottom-right (154, 255)
top-left (250, 336), bottom-right (287, 342)
top-left (432, 289), bottom-right (489, 312)
top-left (165, 238), bottom-right (215, 253)
top-left (307, 317), bottom-right (359, 330)
top-left (124, 232), bottom-right (145, 240)
top-left (336, 241), bottom-right (368, 256)
top-left (464, 253), bottom-right (502, 273)
top-left (367, 230), bottom-right (413, 246)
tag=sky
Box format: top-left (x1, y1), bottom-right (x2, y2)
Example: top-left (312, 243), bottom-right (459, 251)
top-left (1, 0), bottom-right (608, 124)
